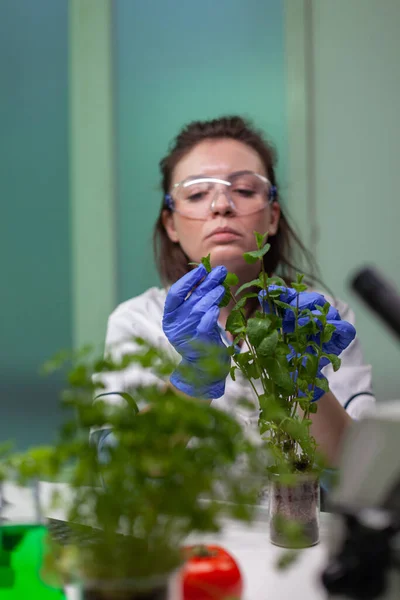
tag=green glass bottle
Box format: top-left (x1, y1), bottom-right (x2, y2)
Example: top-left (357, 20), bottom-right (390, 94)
top-left (0, 524), bottom-right (66, 598)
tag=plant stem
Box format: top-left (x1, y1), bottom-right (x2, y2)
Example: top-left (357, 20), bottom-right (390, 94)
top-left (260, 255), bottom-right (269, 309)
top-left (291, 293), bottom-right (301, 420)
top-left (228, 288), bottom-right (270, 394)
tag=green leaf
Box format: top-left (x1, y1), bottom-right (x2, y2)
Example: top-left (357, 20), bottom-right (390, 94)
top-left (95, 392), bottom-right (140, 415)
top-left (227, 345), bottom-right (236, 357)
top-left (291, 283), bottom-right (308, 293)
top-left (315, 377), bottom-right (329, 393)
top-left (259, 420), bottom-right (271, 435)
top-left (225, 272), bottom-right (239, 286)
top-left (243, 244), bottom-right (271, 264)
top-left (267, 276), bottom-right (285, 286)
top-left (247, 361), bottom-right (261, 380)
top-left (236, 278), bottom-right (263, 295)
top-left (275, 341), bottom-right (290, 357)
top-left (309, 402), bottom-right (318, 413)
top-left (296, 377), bottom-right (310, 394)
top-left (262, 290), bottom-right (282, 303)
top-left (322, 323), bottom-right (336, 343)
top-left (259, 394), bottom-right (286, 422)
top-left (265, 358), bottom-right (295, 393)
top-left (298, 317), bottom-right (319, 335)
top-left (303, 353), bottom-right (319, 377)
top-left (41, 349), bottom-right (72, 375)
top-left (322, 302), bottom-right (331, 315)
top-left (257, 330), bottom-right (279, 357)
top-left (305, 341), bottom-right (321, 355)
top-left (273, 299), bottom-right (296, 313)
top-left (218, 271), bottom-right (238, 308)
top-left (234, 292), bottom-right (259, 308)
top-left (323, 354), bottom-right (341, 372)
top-left (230, 366), bottom-right (237, 382)
top-left (219, 288), bottom-right (231, 308)
top-left (312, 308), bottom-right (327, 327)
top-left (226, 310), bottom-right (246, 335)
top-left (235, 351), bottom-right (252, 367)
top-left (298, 399), bottom-right (309, 412)
top-left (291, 273), bottom-right (308, 292)
top-left (243, 253), bottom-right (259, 265)
top-left (93, 358), bottom-right (116, 373)
top-left (254, 309), bottom-right (266, 319)
top-left (68, 364), bottom-right (90, 387)
top-left (247, 317), bottom-right (271, 348)
top-left (231, 298), bottom-right (247, 313)
top-left (233, 333), bottom-right (245, 345)
top-left (280, 419), bottom-right (308, 443)
top-left (254, 231), bottom-right (268, 249)
top-left (201, 254), bottom-right (212, 273)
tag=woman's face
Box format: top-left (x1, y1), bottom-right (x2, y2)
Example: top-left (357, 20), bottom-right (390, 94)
top-left (163, 139), bottom-right (280, 278)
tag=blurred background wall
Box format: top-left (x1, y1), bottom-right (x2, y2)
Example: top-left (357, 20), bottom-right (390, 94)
top-left (311, 0), bottom-right (400, 402)
top-left (113, 0), bottom-right (289, 303)
top-left (1, 0), bottom-right (399, 447)
top-left (0, 0), bottom-right (71, 447)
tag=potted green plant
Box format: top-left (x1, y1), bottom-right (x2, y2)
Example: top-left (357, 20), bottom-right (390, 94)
top-left (197, 232), bottom-right (340, 549)
top-left (6, 342), bottom-right (266, 599)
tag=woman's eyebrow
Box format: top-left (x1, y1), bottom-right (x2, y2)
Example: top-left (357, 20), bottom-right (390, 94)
top-left (183, 170), bottom-right (254, 181)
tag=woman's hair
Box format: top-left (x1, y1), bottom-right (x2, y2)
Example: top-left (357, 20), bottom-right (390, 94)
top-left (153, 115), bottom-right (318, 287)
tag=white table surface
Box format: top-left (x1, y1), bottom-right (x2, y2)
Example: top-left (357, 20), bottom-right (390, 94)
top-left (2, 482), bottom-right (331, 600)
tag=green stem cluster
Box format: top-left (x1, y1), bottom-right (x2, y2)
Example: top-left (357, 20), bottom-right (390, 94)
top-left (220, 232), bottom-right (339, 474)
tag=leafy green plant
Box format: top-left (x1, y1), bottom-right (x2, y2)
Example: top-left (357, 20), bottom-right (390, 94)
top-left (5, 341), bottom-right (266, 590)
top-left (199, 232), bottom-right (337, 477)
top-left (188, 232), bottom-right (342, 560)
top-left (193, 232), bottom-right (340, 557)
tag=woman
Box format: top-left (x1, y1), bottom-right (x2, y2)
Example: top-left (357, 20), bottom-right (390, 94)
top-left (98, 116), bottom-right (375, 465)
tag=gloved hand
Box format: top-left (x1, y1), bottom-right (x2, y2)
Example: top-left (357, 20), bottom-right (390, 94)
top-left (163, 264), bottom-right (231, 399)
top-left (259, 286), bottom-right (356, 400)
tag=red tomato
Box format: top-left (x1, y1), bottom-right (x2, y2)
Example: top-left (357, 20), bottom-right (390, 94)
top-left (181, 545), bottom-right (243, 600)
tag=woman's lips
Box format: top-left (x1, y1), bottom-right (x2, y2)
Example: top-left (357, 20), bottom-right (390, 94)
top-left (208, 231), bottom-right (241, 242)
top-left (206, 227), bottom-right (241, 242)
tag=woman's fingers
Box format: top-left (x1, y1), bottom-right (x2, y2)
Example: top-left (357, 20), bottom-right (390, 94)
top-left (322, 320), bottom-right (356, 354)
top-left (192, 284), bottom-right (226, 316)
top-left (290, 292), bottom-right (327, 311)
top-left (197, 305), bottom-right (220, 336)
top-left (188, 265), bottom-right (227, 304)
top-left (165, 265), bottom-right (227, 316)
top-left (164, 264), bottom-right (207, 313)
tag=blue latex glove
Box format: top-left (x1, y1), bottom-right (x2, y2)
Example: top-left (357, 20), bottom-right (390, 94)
top-left (259, 286), bottom-right (356, 400)
top-left (162, 264), bottom-right (231, 399)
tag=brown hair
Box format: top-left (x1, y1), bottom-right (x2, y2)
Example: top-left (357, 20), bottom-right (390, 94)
top-left (153, 115), bottom-right (318, 287)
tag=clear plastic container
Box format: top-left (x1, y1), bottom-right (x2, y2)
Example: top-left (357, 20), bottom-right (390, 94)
top-left (269, 473), bottom-right (320, 548)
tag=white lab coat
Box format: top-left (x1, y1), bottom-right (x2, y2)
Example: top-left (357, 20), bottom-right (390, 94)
top-left (98, 287), bottom-right (376, 424)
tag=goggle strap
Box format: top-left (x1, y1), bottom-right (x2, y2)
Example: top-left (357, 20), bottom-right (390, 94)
top-left (164, 193), bottom-right (173, 209)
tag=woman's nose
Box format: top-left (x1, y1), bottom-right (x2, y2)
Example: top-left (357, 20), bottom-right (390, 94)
top-left (211, 188), bottom-right (235, 215)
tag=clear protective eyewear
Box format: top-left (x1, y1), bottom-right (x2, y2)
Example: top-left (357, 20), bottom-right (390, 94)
top-left (164, 170), bottom-right (277, 220)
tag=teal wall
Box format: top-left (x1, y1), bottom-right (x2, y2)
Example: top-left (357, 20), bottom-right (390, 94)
top-left (0, 0), bottom-right (71, 447)
top-left (311, 0), bottom-right (400, 401)
top-left (113, 0), bottom-right (289, 302)
top-left (1, 0), bottom-right (290, 448)
top-left (6, 0), bottom-right (398, 450)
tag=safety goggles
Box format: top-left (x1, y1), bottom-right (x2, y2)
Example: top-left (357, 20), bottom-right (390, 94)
top-left (164, 170), bottom-right (277, 220)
